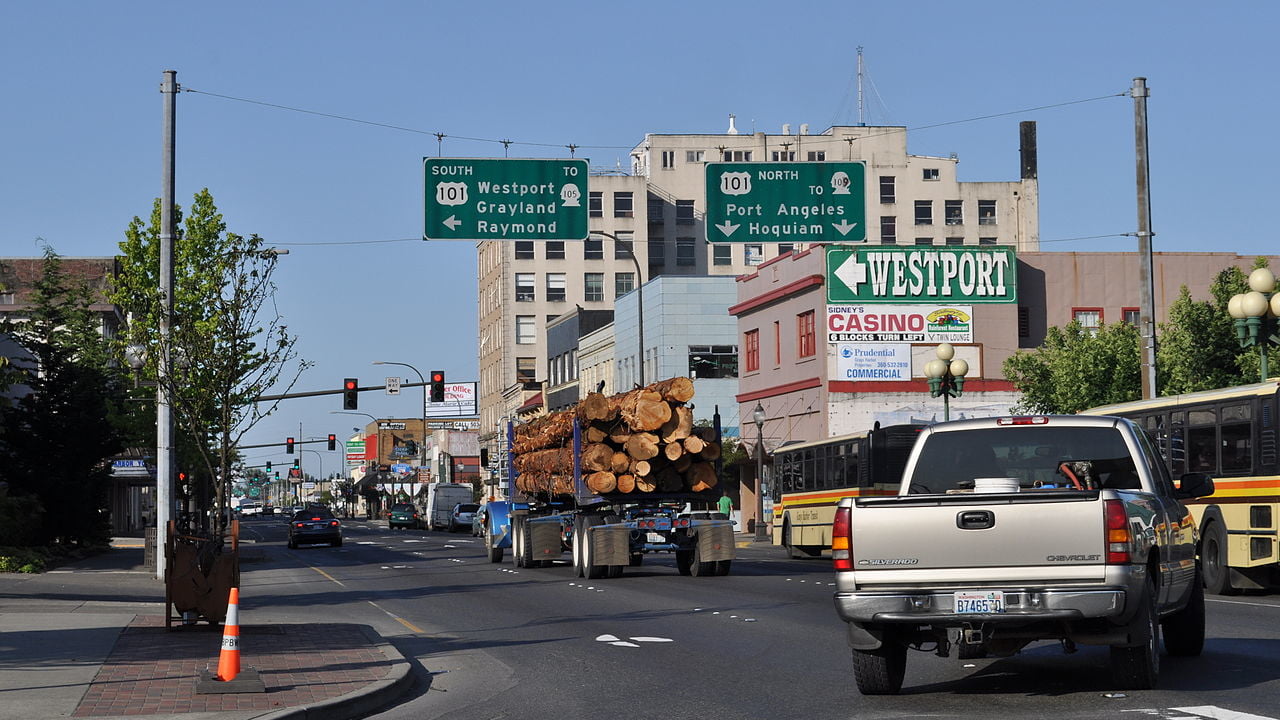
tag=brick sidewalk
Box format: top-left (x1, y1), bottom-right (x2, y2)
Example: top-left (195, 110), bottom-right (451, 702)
top-left (74, 616), bottom-right (394, 717)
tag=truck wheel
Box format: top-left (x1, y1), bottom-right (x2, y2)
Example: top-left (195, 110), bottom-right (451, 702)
top-left (675, 550), bottom-right (693, 576)
top-left (485, 526), bottom-right (504, 563)
top-left (571, 517), bottom-right (586, 577)
top-left (1110, 578), bottom-right (1160, 690)
top-left (1201, 520), bottom-right (1238, 595)
top-left (714, 559), bottom-right (732, 576)
top-left (629, 553), bottom-right (643, 567)
top-left (513, 516), bottom-right (531, 569)
top-left (1162, 568), bottom-right (1206, 656)
top-left (689, 541), bottom-right (716, 577)
top-left (583, 522), bottom-right (605, 579)
top-left (851, 637), bottom-right (907, 695)
top-left (607, 564), bottom-right (623, 578)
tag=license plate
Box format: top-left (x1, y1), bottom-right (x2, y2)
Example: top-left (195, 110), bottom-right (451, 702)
top-left (954, 591), bottom-right (1005, 614)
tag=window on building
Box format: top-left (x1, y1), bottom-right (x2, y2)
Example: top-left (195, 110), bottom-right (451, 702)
top-left (880, 216), bottom-right (896, 244)
top-left (614, 231), bottom-right (634, 260)
top-left (807, 151), bottom-right (826, 161)
top-left (516, 316), bottom-right (536, 344)
top-left (584, 273), bottom-right (605, 302)
top-left (978, 200), bottom-right (997, 225)
top-left (688, 345), bottom-right (738, 378)
top-left (686, 150), bottom-right (705, 162)
top-left (648, 195), bottom-right (665, 223)
top-left (1123, 307), bottom-right (1141, 328)
top-left (797, 310), bottom-right (816, 359)
top-left (771, 150), bottom-right (796, 161)
top-left (515, 273), bottom-right (535, 302)
top-left (546, 314), bottom-right (560, 325)
top-left (615, 272), bottom-right (635, 298)
top-left (584, 236), bottom-right (604, 260)
top-left (915, 237), bottom-right (934, 246)
top-left (713, 244), bottom-right (732, 266)
top-left (0, 292), bottom-right (13, 304)
top-left (773, 321), bottom-right (781, 366)
top-left (516, 357), bottom-right (536, 384)
top-left (544, 241), bottom-right (565, 260)
top-left (649, 239), bottom-right (665, 268)
top-left (978, 237), bottom-right (998, 246)
top-left (1018, 306), bottom-right (1030, 339)
top-left (945, 200), bottom-right (963, 225)
top-left (724, 150), bottom-right (753, 161)
top-left (914, 200), bottom-right (932, 225)
top-left (777, 243), bottom-right (795, 256)
top-left (1073, 307), bottom-right (1103, 334)
top-left (945, 237), bottom-right (965, 246)
top-left (589, 192), bottom-right (603, 218)
top-left (879, 176), bottom-right (896, 203)
top-left (661, 150), bottom-right (675, 169)
top-left (745, 244), bottom-right (763, 266)
top-left (545, 273), bottom-right (566, 302)
top-left (923, 168), bottom-right (940, 181)
top-left (744, 329), bottom-right (760, 373)
top-left (515, 241), bottom-right (534, 259)
top-left (676, 199), bottom-right (695, 225)
top-left (614, 192), bottom-right (634, 217)
top-left (676, 237), bottom-right (696, 266)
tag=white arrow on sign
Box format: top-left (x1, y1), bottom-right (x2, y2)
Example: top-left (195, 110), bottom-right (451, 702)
top-left (832, 220), bottom-right (859, 236)
top-left (443, 215), bottom-right (462, 231)
top-left (715, 221), bottom-right (740, 237)
top-left (833, 252), bottom-right (868, 294)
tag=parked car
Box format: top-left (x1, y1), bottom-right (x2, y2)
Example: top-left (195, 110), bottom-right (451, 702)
top-left (449, 503), bottom-right (479, 533)
top-left (239, 502), bottom-right (261, 517)
top-left (388, 502), bottom-right (422, 530)
top-left (287, 506), bottom-right (343, 548)
top-left (471, 503), bottom-right (487, 536)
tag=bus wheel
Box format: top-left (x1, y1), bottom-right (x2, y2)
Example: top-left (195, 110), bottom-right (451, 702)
top-left (783, 521), bottom-right (804, 559)
top-left (1201, 520), bottom-right (1238, 596)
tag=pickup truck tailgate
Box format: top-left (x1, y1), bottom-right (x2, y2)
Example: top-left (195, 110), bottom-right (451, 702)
top-left (851, 494), bottom-right (1107, 585)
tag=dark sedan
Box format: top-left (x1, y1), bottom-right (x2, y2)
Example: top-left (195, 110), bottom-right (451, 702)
top-left (287, 507), bottom-right (342, 548)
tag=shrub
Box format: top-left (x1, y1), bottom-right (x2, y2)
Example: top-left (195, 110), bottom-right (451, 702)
top-left (0, 546), bottom-right (49, 573)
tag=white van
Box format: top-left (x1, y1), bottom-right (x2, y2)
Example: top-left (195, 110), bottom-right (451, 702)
top-left (424, 483), bottom-right (473, 531)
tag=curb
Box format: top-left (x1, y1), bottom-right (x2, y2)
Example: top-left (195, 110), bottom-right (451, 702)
top-left (256, 625), bottom-right (414, 720)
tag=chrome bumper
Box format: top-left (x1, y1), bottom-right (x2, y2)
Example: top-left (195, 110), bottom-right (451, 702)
top-left (834, 588), bottom-right (1125, 625)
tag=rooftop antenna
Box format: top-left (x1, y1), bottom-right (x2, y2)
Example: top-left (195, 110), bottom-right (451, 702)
top-left (727, 114), bottom-right (739, 135)
top-left (857, 46), bottom-right (866, 126)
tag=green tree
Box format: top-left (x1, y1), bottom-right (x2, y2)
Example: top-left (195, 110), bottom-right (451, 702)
top-left (0, 248), bottom-right (122, 547)
top-left (1003, 320), bottom-right (1141, 414)
top-left (1156, 277), bottom-right (1247, 395)
top-left (113, 190), bottom-right (310, 539)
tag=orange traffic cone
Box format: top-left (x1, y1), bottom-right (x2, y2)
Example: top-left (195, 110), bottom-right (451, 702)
top-left (215, 587), bottom-right (241, 682)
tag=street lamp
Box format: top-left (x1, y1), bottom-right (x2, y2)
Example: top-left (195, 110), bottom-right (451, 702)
top-left (373, 360), bottom-right (429, 467)
top-left (924, 343), bottom-right (969, 422)
top-left (592, 231), bottom-right (644, 386)
top-left (1228, 268), bottom-right (1280, 383)
top-left (752, 402), bottom-right (768, 542)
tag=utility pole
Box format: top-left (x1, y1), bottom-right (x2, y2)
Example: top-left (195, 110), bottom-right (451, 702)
top-left (156, 70), bottom-right (178, 580)
top-left (1133, 77), bottom-right (1157, 400)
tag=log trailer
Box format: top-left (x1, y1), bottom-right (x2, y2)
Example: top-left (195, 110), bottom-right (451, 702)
top-left (505, 379), bottom-right (736, 578)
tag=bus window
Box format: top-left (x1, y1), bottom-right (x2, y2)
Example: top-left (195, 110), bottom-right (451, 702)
top-left (1187, 408), bottom-right (1217, 473)
top-left (1221, 403), bottom-right (1252, 474)
top-left (1170, 411), bottom-right (1187, 475)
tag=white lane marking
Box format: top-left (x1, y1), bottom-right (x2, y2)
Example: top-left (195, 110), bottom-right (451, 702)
top-left (1206, 598), bottom-right (1280, 610)
top-left (610, 641), bottom-right (640, 647)
top-left (357, 541), bottom-right (377, 545)
top-left (630, 637), bottom-right (673, 643)
top-left (1172, 707), bottom-right (1280, 720)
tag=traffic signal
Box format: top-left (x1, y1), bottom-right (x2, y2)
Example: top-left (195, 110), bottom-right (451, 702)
top-left (430, 370), bottom-right (445, 403)
top-left (266, 461), bottom-right (272, 472)
top-left (274, 472), bottom-right (280, 481)
top-left (327, 433), bottom-right (336, 451)
top-left (286, 437), bottom-right (294, 454)
top-left (343, 378), bottom-right (359, 410)
top-left (293, 458), bottom-right (300, 469)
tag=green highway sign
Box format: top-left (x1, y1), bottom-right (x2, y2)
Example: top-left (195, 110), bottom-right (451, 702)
top-left (826, 246), bottom-right (1017, 304)
top-left (423, 158), bottom-right (589, 241)
top-left (704, 161), bottom-right (866, 243)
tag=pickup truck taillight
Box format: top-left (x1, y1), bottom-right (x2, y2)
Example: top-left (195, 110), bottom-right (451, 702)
top-left (1104, 499), bottom-right (1132, 564)
top-left (832, 506), bottom-right (853, 571)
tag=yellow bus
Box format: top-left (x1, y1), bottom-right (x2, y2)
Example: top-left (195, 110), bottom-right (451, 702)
top-left (769, 423), bottom-right (925, 558)
top-left (1083, 380), bottom-right (1280, 594)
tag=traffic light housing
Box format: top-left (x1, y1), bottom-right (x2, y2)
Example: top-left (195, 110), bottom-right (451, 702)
top-left (327, 433), bottom-right (337, 451)
top-left (286, 437), bottom-right (295, 454)
top-left (293, 458), bottom-right (300, 469)
top-left (343, 378), bottom-right (359, 410)
top-left (430, 370), bottom-right (445, 403)
top-left (266, 461), bottom-right (272, 472)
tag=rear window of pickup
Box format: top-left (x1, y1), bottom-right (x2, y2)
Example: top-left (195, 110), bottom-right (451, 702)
top-left (905, 425), bottom-right (1138, 495)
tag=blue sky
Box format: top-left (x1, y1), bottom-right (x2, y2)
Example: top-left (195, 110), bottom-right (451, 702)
top-left (2, 2), bottom-right (1275, 473)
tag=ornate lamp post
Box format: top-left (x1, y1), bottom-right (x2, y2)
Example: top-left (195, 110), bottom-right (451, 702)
top-left (924, 343), bottom-right (969, 422)
top-left (752, 402), bottom-right (768, 542)
top-left (1228, 268), bottom-right (1280, 382)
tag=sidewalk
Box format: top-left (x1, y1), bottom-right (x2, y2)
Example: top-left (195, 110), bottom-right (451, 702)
top-left (0, 540), bottom-right (412, 720)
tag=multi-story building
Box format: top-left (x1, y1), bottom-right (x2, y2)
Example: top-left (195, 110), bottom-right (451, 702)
top-left (477, 120), bottom-right (1039, 456)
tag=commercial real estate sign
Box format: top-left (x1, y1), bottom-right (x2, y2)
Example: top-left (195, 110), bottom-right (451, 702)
top-left (826, 246), bottom-right (1016, 304)
top-left (836, 343), bottom-right (912, 381)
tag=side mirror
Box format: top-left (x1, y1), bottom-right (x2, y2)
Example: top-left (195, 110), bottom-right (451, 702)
top-left (1176, 472), bottom-right (1215, 499)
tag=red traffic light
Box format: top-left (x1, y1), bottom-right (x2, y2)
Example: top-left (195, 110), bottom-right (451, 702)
top-left (327, 433), bottom-right (337, 451)
top-left (344, 379), bottom-right (357, 391)
top-left (430, 371), bottom-right (444, 383)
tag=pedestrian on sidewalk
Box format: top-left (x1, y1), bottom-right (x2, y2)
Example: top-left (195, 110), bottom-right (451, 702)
top-left (717, 493), bottom-right (733, 525)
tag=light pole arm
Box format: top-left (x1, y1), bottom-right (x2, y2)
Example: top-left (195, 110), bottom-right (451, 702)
top-left (592, 231), bottom-right (644, 386)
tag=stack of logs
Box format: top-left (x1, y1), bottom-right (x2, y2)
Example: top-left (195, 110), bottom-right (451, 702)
top-left (513, 377), bottom-right (722, 497)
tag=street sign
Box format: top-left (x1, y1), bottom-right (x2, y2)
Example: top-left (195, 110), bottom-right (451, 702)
top-left (385, 376), bottom-right (401, 395)
top-left (825, 246), bottom-right (1017, 304)
top-left (423, 158), bottom-right (589, 241)
top-left (704, 162), bottom-right (866, 243)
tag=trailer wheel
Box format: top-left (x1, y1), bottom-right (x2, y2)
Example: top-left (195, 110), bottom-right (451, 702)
top-left (629, 552), bottom-right (643, 567)
top-left (689, 540), bottom-right (716, 577)
top-left (571, 517), bottom-right (585, 577)
top-left (485, 524), bottom-right (504, 563)
top-left (513, 516), bottom-right (532, 569)
top-left (607, 564), bottom-right (624, 578)
top-left (675, 550), bottom-right (693, 576)
top-left (714, 560), bottom-right (732, 576)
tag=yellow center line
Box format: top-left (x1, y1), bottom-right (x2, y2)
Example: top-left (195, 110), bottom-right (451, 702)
top-left (304, 559), bottom-right (425, 634)
top-left (309, 565), bottom-right (346, 587)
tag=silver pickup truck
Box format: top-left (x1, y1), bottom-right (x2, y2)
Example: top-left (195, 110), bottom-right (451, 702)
top-left (831, 415), bottom-right (1215, 694)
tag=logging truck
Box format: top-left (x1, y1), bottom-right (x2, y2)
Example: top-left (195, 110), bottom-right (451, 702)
top-left (506, 377), bottom-right (736, 578)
